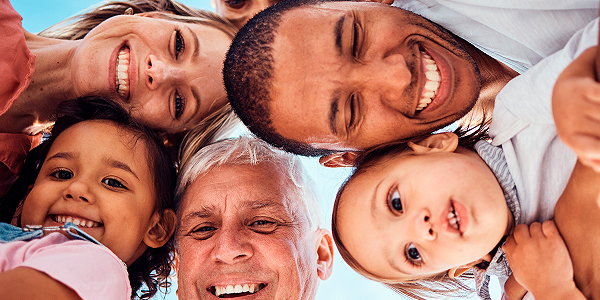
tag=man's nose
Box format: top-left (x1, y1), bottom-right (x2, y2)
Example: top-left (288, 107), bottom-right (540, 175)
top-left (144, 55), bottom-right (183, 89)
top-left (351, 53), bottom-right (412, 103)
top-left (211, 228), bottom-right (253, 264)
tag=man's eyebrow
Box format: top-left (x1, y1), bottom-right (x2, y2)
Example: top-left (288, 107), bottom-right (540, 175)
top-left (335, 14), bottom-right (345, 56)
top-left (329, 89), bottom-right (341, 135)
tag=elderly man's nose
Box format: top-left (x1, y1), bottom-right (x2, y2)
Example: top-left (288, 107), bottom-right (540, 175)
top-left (212, 230), bottom-right (253, 264)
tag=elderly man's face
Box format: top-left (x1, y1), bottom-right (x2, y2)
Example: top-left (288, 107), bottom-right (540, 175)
top-left (176, 162), bottom-right (331, 299)
top-left (269, 2), bottom-right (480, 151)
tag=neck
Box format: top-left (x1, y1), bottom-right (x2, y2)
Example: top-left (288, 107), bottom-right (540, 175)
top-left (455, 37), bottom-right (519, 128)
top-left (0, 30), bottom-right (80, 134)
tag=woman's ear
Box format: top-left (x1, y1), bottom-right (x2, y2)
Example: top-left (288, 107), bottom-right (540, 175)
top-left (447, 254), bottom-right (492, 278)
top-left (407, 132), bottom-right (459, 154)
top-left (319, 152), bottom-right (359, 168)
top-left (314, 229), bottom-right (334, 280)
top-left (143, 209), bottom-right (176, 248)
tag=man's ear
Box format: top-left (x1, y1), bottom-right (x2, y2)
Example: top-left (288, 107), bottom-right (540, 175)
top-left (319, 152), bottom-right (359, 168)
top-left (447, 254), bottom-right (492, 278)
top-left (143, 209), bottom-right (176, 248)
top-left (314, 229), bottom-right (334, 280)
top-left (408, 132), bottom-right (459, 154)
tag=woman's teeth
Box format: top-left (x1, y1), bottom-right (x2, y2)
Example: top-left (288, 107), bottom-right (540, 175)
top-left (417, 52), bottom-right (441, 112)
top-left (116, 47), bottom-right (130, 98)
top-left (448, 207), bottom-right (461, 230)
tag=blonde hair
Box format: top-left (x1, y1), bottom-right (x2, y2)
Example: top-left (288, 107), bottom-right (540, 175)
top-left (38, 0), bottom-right (237, 39)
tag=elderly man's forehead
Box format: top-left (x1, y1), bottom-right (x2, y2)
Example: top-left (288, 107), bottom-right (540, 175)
top-left (178, 162), bottom-right (305, 216)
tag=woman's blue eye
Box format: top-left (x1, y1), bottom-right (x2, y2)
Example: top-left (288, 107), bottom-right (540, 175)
top-left (175, 30), bottom-right (185, 59)
top-left (390, 190), bottom-right (403, 212)
top-left (407, 244), bottom-right (422, 262)
top-left (175, 92), bottom-right (185, 119)
top-left (102, 178), bottom-right (126, 189)
top-left (52, 169), bottom-right (73, 180)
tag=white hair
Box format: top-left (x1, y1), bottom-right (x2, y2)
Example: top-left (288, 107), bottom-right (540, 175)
top-left (176, 136), bottom-right (322, 230)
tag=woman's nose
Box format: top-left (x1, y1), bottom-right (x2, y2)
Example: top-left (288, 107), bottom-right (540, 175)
top-left (145, 55), bottom-right (183, 89)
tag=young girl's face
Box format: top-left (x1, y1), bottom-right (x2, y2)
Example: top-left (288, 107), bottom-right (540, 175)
top-left (336, 137), bottom-right (512, 281)
top-left (20, 120), bottom-right (159, 265)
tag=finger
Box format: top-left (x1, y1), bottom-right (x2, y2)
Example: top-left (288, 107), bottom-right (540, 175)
top-left (512, 224), bottom-right (531, 242)
top-left (541, 220), bottom-right (559, 238)
top-left (529, 222), bottom-right (545, 239)
top-left (503, 235), bottom-right (516, 253)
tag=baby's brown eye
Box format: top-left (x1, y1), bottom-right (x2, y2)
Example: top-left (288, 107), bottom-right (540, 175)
top-left (390, 190), bottom-right (403, 212)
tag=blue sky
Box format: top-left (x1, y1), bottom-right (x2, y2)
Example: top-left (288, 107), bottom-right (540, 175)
top-left (12, 1), bottom-right (497, 299)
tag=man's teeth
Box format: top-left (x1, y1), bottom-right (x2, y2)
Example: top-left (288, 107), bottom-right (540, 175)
top-left (447, 208), bottom-right (460, 230)
top-left (116, 48), bottom-right (130, 97)
top-left (214, 283), bottom-right (262, 297)
top-left (54, 215), bottom-right (101, 228)
top-left (417, 52), bottom-right (441, 112)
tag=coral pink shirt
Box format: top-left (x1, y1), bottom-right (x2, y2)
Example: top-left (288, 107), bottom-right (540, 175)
top-left (0, 0), bottom-right (40, 195)
top-left (0, 232), bottom-right (131, 300)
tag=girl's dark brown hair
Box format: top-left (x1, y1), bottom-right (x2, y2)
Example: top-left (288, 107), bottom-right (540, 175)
top-left (331, 124), bottom-right (490, 299)
top-left (0, 97), bottom-right (176, 300)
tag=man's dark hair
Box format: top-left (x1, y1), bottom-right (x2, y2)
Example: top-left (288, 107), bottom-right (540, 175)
top-left (224, 0), bottom-right (345, 157)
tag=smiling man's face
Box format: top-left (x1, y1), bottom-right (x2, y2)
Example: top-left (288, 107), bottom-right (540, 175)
top-left (268, 1), bottom-right (480, 151)
top-left (175, 162), bottom-right (322, 299)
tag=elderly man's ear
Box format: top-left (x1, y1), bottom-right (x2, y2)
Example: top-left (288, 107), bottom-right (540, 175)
top-left (319, 152), bottom-right (359, 168)
top-left (315, 229), bottom-right (334, 280)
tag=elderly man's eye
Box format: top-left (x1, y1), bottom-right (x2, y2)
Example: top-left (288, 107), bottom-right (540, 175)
top-left (189, 225), bottom-right (217, 239)
top-left (250, 219), bottom-right (278, 233)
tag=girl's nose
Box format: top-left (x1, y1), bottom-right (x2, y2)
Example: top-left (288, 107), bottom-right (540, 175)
top-left (63, 180), bottom-right (94, 204)
top-left (145, 55), bottom-right (183, 89)
top-left (415, 208), bottom-right (435, 241)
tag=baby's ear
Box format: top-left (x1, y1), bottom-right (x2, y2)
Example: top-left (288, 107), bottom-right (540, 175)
top-left (144, 209), bottom-right (176, 248)
top-left (319, 152), bottom-right (359, 168)
top-left (408, 132), bottom-right (458, 154)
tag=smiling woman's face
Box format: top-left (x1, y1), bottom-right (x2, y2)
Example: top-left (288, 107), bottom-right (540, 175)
top-left (71, 14), bottom-right (232, 133)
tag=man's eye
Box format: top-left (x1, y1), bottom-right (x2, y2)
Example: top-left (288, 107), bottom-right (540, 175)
top-left (190, 225), bottom-right (217, 240)
top-left (51, 169), bottom-right (73, 180)
top-left (174, 91), bottom-right (186, 119)
top-left (224, 0), bottom-right (246, 9)
top-left (102, 178), bottom-right (127, 189)
top-left (388, 189), bottom-right (403, 213)
top-left (406, 243), bottom-right (422, 265)
top-left (250, 219), bottom-right (277, 233)
top-left (175, 29), bottom-right (185, 59)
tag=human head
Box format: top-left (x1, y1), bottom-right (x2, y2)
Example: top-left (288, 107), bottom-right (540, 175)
top-left (40, 0), bottom-right (237, 137)
top-left (2, 97), bottom-right (177, 299)
top-left (331, 132), bottom-right (513, 298)
top-left (212, 0), bottom-right (282, 29)
top-left (224, 0), bottom-right (481, 156)
top-left (174, 136), bottom-right (334, 299)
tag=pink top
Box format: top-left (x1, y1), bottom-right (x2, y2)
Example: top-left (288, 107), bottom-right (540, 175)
top-left (0, 0), bottom-right (40, 195)
top-left (0, 232), bottom-right (131, 300)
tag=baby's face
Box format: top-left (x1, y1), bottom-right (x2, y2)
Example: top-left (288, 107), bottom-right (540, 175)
top-left (337, 145), bottom-right (512, 280)
top-left (20, 120), bottom-right (158, 266)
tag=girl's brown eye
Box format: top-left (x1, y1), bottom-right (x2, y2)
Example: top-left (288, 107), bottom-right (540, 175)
top-left (389, 189), bottom-right (403, 212)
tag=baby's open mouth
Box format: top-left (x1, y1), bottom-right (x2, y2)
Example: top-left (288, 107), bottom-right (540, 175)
top-left (210, 283), bottom-right (267, 298)
top-left (51, 214), bottom-right (102, 228)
